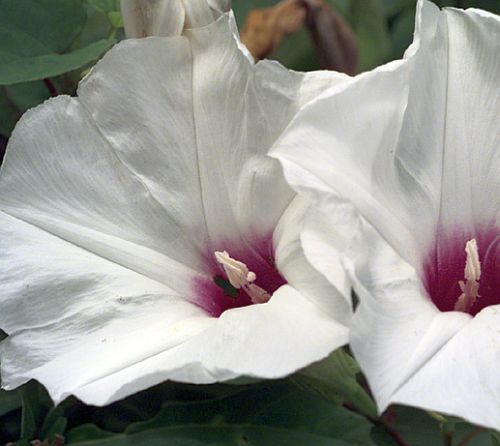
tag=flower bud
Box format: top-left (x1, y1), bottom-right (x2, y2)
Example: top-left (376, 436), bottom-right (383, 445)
top-left (207, 0), bottom-right (231, 14)
top-left (121, 0), bottom-right (185, 37)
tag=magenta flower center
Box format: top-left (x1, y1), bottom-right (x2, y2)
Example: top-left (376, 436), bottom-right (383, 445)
top-left (423, 227), bottom-right (500, 315)
top-left (193, 236), bottom-right (287, 317)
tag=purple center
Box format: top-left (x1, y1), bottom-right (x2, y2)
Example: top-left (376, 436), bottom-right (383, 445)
top-left (423, 226), bottom-right (500, 315)
top-left (193, 235), bottom-right (287, 317)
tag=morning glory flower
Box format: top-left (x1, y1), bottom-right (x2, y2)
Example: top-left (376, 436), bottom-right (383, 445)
top-left (272, 0), bottom-right (500, 429)
top-left (0, 1), bottom-right (352, 406)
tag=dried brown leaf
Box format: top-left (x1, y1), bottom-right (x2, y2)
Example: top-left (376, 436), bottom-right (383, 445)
top-left (240, 0), bottom-right (306, 60)
top-left (240, 0), bottom-right (357, 74)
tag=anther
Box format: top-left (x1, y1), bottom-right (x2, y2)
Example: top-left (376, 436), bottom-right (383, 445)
top-left (454, 239), bottom-right (481, 312)
top-left (214, 250), bottom-right (272, 304)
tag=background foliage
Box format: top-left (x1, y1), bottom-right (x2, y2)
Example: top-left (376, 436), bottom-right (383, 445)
top-left (0, 0), bottom-right (499, 444)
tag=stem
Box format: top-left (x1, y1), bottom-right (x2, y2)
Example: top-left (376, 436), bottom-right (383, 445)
top-left (108, 26), bottom-right (117, 42)
top-left (43, 78), bottom-right (58, 97)
top-left (443, 431), bottom-right (453, 446)
top-left (379, 421), bottom-right (412, 446)
top-left (2, 86), bottom-right (22, 118)
top-left (342, 403), bottom-right (412, 446)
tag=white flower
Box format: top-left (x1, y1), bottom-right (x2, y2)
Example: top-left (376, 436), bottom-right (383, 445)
top-left (0, 2), bottom-right (353, 406)
top-left (272, 0), bottom-right (500, 430)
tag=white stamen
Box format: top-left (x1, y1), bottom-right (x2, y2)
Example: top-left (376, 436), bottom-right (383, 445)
top-left (454, 238), bottom-right (481, 312)
top-left (214, 250), bottom-right (272, 304)
top-left (214, 251), bottom-right (253, 288)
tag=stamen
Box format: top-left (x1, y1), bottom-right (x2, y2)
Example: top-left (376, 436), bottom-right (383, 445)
top-left (454, 239), bottom-right (481, 312)
top-left (214, 250), bottom-right (272, 304)
top-left (214, 251), bottom-right (255, 288)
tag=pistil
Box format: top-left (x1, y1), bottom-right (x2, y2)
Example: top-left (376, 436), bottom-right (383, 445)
top-left (214, 250), bottom-right (272, 304)
top-left (454, 238), bottom-right (481, 312)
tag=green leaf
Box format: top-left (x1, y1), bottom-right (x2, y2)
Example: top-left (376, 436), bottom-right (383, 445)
top-left (0, 88), bottom-right (19, 136)
top-left (16, 381), bottom-right (54, 441)
top-left (87, 0), bottom-right (119, 13)
top-left (0, 39), bottom-right (113, 85)
top-left (463, 0), bottom-right (500, 14)
top-left (65, 424), bottom-right (118, 443)
top-left (5, 80), bottom-right (50, 111)
top-left (108, 11), bottom-right (124, 29)
top-left (19, 382), bottom-right (42, 440)
top-left (380, 409), bottom-right (492, 446)
top-left (39, 407), bottom-right (67, 443)
top-left (390, 6), bottom-right (416, 60)
top-left (67, 424), bottom-right (368, 446)
top-left (0, 389), bottom-right (21, 418)
top-left (0, 0), bottom-right (113, 85)
top-left (450, 423), bottom-right (489, 446)
top-left (293, 349), bottom-right (377, 418)
top-left (92, 381), bottom-right (376, 446)
top-left (0, 81), bottom-right (48, 136)
top-left (379, 0), bottom-right (414, 18)
top-left (125, 382), bottom-right (293, 433)
top-left (0, 0), bottom-right (86, 54)
top-left (376, 407), bottom-right (443, 446)
top-left (87, 0), bottom-right (123, 28)
top-left (370, 425), bottom-right (399, 446)
top-left (251, 391), bottom-right (376, 445)
top-left (350, 0), bottom-right (392, 71)
top-left (66, 386), bottom-right (377, 445)
top-left (491, 431), bottom-right (500, 446)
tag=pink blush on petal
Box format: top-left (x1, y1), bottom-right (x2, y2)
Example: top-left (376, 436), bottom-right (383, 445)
top-left (192, 235), bottom-right (287, 317)
top-left (423, 226), bottom-right (500, 315)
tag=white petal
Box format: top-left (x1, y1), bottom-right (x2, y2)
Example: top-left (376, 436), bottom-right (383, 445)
top-left (77, 37), bottom-right (211, 244)
top-left (391, 306), bottom-right (500, 430)
top-left (202, 285), bottom-right (349, 379)
top-left (273, 1), bottom-right (500, 267)
top-left (235, 155), bottom-right (294, 237)
top-left (0, 210), bottom-right (211, 404)
top-left (76, 286), bottom-right (348, 405)
top-left (185, 20), bottom-right (349, 241)
top-left (0, 96), bottom-right (204, 285)
top-left (348, 225), bottom-right (470, 411)
top-left (274, 196), bottom-right (352, 325)
top-left (300, 197), bottom-right (359, 305)
top-left (434, 7), bottom-right (500, 230)
top-left (78, 14), bottom-right (349, 244)
top-left (271, 60), bottom-right (423, 266)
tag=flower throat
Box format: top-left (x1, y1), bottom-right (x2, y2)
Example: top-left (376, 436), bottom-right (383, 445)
top-left (423, 228), bottom-right (500, 316)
